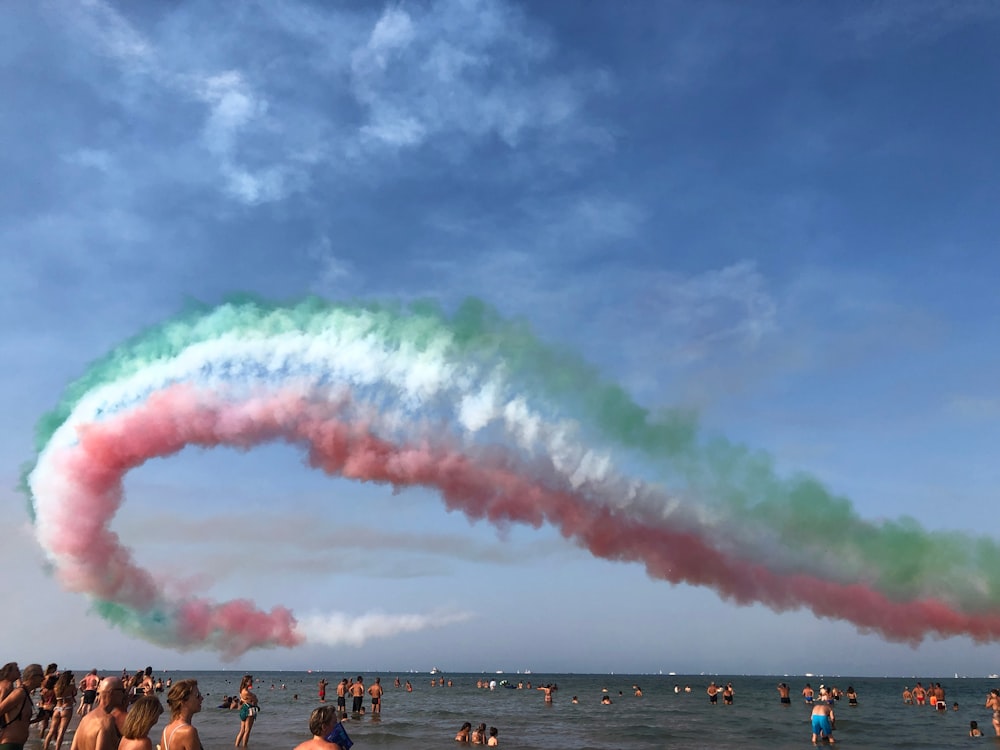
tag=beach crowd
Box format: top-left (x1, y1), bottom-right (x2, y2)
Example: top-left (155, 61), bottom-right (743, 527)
top-left (0, 663), bottom-right (336, 750)
top-left (8, 660), bottom-right (1000, 747)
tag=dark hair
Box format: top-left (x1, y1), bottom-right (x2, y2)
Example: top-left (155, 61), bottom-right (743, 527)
top-left (54, 671), bottom-right (74, 697)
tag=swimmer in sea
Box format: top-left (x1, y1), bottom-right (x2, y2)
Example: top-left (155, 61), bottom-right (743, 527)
top-left (846, 687), bottom-right (858, 706)
top-left (536, 684), bottom-right (556, 703)
top-left (802, 683), bottom-right (814, 704)
top-left (707, 682), bottom-right (719, 704)
top-left (971, 720), bottom-right (983, 737)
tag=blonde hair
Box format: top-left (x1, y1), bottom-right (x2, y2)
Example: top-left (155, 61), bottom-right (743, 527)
top-left (166, 679), bottom-right (199, 719)
top-left (122, 695), bottom-right (164, 739)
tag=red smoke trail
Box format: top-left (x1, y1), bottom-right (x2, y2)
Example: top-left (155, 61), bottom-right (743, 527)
top-left (37, 384), bottom-right (1000, 653)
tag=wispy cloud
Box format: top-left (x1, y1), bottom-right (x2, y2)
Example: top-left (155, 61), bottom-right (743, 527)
top-left (48, 0), bottom-right (607, 207)
top-left (348, 0), bottom-right (601, 151)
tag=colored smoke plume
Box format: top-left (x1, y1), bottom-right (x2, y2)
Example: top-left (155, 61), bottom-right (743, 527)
top-left (22, 296), bottom-right (1000, 655)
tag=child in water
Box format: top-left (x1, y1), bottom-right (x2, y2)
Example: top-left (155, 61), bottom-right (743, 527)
top-left (970, 720), bottom-right (983, 737)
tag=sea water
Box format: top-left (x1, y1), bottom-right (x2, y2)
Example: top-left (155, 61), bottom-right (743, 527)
top-left (34, 671), bottom-right (1000, 749)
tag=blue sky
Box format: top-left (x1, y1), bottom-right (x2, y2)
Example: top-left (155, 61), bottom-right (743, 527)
top-left (3, 0), bottom-right (1000, 676)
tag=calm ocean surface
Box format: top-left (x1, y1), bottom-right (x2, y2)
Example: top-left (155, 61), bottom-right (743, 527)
top-left (31, 671), bottom-right (1000, 750)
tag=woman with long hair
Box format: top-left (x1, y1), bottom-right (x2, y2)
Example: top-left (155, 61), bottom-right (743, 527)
top-left (120, 695), bottom-right (163, 750)
top-left (985, 688), bottom-right (1000, 737)
top-left (43, 671), bottom-right (76, 750)
top-left (235, 675), bottom-right (259, 747)
top-left (161, 680), bottom-right (204, 750)
top-left (36, 672), bottom-right (58, 739)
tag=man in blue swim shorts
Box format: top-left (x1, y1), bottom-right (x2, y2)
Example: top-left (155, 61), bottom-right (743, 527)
top-left (810, 700), bottom-right (835, 744)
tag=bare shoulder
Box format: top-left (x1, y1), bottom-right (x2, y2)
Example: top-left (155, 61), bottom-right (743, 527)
top-left (294, 739), bottom-right (339, 750)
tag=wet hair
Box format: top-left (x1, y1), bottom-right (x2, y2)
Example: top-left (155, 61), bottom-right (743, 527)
top-left (43, 674), bottom-right (59, 691)
top-left (167, 679), bottom-right (200, 719)
top-left (459, 722), bottom-right (471, 731)
top-left (122, 695), bottom-right (164, 740)
top-left (239, 675), bottom-right (254, 692)
top-left (0, 663), bottom-right (17, 681)
top-left (45, 664), bottom-right (58, 675)
top-left (308, 705), bottom-right (337, 737)
top-left (489, 727), bottom-right (498, 737)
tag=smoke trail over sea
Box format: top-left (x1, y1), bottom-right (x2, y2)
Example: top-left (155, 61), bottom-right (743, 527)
top-left (22, 297), bottom-right (1000, 656)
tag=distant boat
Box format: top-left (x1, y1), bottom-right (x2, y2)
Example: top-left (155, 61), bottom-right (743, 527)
top-left (430, 667), bottom-right (441, 675)
top-left (989, 674), bottom-right (999, 679)
top-left (496, 670), bottom-right (504, 674)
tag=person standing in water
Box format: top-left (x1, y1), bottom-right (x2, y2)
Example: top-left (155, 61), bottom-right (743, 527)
top-left (235, 675), bottom-right (259, 747)
top-left (368, 678), bottom-right (383, 715)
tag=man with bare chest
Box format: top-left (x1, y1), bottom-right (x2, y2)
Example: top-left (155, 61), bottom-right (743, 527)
top-left (70, 678), bottom-right (127, 750)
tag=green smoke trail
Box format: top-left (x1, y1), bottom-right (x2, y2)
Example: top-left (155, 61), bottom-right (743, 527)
top-left (21, 295), bottom-right (1000, 608)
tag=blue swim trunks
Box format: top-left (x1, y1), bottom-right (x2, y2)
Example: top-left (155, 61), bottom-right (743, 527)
top-left (811, 715), bottom-right (833, 736)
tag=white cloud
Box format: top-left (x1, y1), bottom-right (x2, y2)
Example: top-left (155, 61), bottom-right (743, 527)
top-left (348, 0), bottom-right (599, 150)
top-left (364, 6), bottom-right (417, 67)
top-left (75, 0), bottom-right (153, 65)
top-left (45, 0), bottom-right (608, 208)
top-left (197, 71), bottom-right (266, 156)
